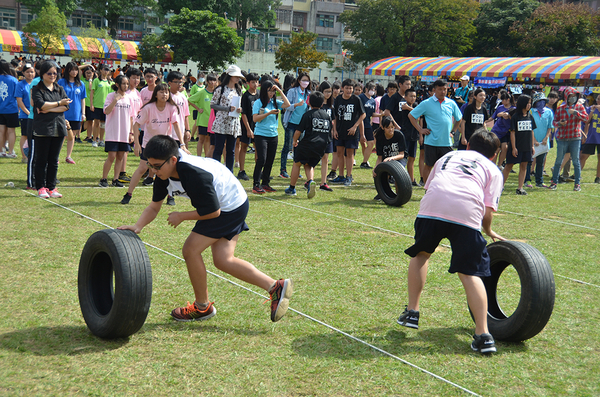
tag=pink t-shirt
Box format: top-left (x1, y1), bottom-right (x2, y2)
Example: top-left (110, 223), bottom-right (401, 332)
top-left (170, 91), bottom-right (190, 136)
top-left (139, 86), bottom-right (154, 131)
top-left (135, 102), bottom-right (178, 147)
top-left (372, 96), bottom-right (382, 125)
top-left (104, 92), bottom-right (134, 143)
top-left (126, 88), bottom-right (143, 118)
top-left (418, 150), bottom-right (503, 231)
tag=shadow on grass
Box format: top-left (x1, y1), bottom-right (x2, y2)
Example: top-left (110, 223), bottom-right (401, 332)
top-left (138, 322), bottom-right (268, 337)
top-left (291, 326), bottom-right (529, 359)
top-left (0, 325), bottom-right (129, 356)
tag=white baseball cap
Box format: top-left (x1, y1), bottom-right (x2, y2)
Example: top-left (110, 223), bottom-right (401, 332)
top-left (226, 65), bottom-right (244, 78)
top-left (460, 75), bottom-right (470, 81)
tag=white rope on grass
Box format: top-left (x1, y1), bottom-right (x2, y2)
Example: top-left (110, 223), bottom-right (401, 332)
top-left (26, 191), bottom-right (482, 397)
top-left (257, 195), bottom-right (600, 289)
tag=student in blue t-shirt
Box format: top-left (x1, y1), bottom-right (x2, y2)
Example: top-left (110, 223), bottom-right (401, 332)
top-left (58, 61), bottom-right (87, 164)
top-left (0, 60), bottom-right (19, 158)
top-left (16, 62), bottom-right (35, 162)
top-left (252, 79), bottom-right (291, 194)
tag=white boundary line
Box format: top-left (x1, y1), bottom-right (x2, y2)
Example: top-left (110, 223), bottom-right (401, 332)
top-left (258, 196), bottom-right (600, 289)
top-left (499, 210), bottom-right (600, 232)
top-left (26, 191), bottom-right (482, 397)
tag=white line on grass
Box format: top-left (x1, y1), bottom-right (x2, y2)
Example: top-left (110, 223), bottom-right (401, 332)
top-left (27, 191), bottom-right (482, 397)
top-left (499, 210), bottom-right (600, 232)
top-left (257, 195), bottom-right (600, 289)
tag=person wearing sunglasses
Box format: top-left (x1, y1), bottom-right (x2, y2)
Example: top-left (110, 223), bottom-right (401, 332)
top-left (31, 61), bottom-right (72, 199)
top-left (118, 134), bottom-right (293, 323)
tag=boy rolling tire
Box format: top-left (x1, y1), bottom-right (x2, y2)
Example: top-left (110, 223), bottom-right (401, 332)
top-left (480, 240), bottom-right (555, 342)
top-left (374, 161), bottom-right (412, 207)
top-left (78, 229), bottom-right (152, 339)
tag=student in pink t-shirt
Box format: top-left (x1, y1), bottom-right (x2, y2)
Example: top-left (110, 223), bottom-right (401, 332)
top-left (120, 83), bottom-right (189, 204)
top-left (119, 67), bottom-right (144, 183)
top-left (398, 128), bottom-right (506, 354)
top-left (99, 75), bottom-right (134, 188)
top-left (167, 71), bottom-right (191, 144)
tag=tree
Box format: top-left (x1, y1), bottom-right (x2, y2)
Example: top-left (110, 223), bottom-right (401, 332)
top-left (156, 0), bottom-right (280, 34)
top-left (78, 0), bottom-right (155, 38)
top-left (471, 0), bottom-right (540, 57)
top-left (138, 33), bottom-right (170, 64)
top-left (18, 0), bottom-right (78, 17)
top-left (338, 0), bottom-right (478, 64)
top-left (22, 2), bottom-right (70, 56)
top-left (510, 3), bottom-right (600, 57)
top-left (70, 22), bottom-right (118, 61)
top-left (160, 8), bottom-right (244, 70)
top-left (275, 30), bottom-right (329, 72)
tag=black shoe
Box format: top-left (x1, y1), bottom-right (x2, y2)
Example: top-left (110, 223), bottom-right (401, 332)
top-left (121, 193), bottom-right (132, 204)
top-left (360, 162), bottom-right (373, 169)
top-left (471, 333), bottom-right (497, 354)
top-left (397, 306), bottom-right (419, 329)
top-left (75, 138), bottom-right (83, 143)
top-left (142, 169), bottom-right (149, 178)
top-left (327, 171), bottom-right (337, 180)
top-left (516, 188), bottom-right (527, 195)
top-left (99, 178), bottom-right (109, 188)
top-left (166, 196), bottom-right (175, 206)
top-left (412, 180), bottom-right (419, 187)
top-left (373, 194), bottom-right (381, 201)
top-left (419, 178), bottom-right (424, 187)
top-left (142, 176), bottom-right (154, 186)
top-left (112, 179), bottom-right (124, 187)
top-left (595, 176), bottom-right (600, 184)
top-left (118, 172), bottom-right (131, 183)
top-left (237, 170), bottom-right (250, 181)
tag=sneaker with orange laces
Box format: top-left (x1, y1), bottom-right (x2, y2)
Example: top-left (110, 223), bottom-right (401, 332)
top-left (171, 301), bottom-right (217, 322)
top-left (48, 188), bottom-right (62, 198)
top-left (38, 187), bottom-right (50, 198)
top-left (268, 279), bottom-right (293, 322)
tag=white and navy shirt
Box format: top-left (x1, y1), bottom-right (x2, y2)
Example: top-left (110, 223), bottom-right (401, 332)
top-left (152, 150), bottom-right (247, 215)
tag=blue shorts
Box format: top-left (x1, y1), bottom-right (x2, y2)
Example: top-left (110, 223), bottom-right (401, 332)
top-left (324, 140), bottom-right (333, 154)
top-left (364, 127), bottom-right (374, 142)
top-left (336, 137), bottom-right (359, 150)
top-left (405, 217), bottom-right (491, 277)
top-left (192, 198), bottom-right (250, 240)
top-left (104, 141), bottom-right (130, 153)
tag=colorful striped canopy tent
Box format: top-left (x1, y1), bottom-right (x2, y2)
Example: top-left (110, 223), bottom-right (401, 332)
top-left (364, 56), bottom-right (600, 81)
top-left (0, 29), bottom-right (173, 63)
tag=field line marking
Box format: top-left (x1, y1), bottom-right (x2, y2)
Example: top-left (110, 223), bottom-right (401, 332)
top-left (257, 196), bottom-right (600, 289)
top-left (498, 210), bottom-right (600, 232)
top-left (27, 191), bottom-right (482, 397)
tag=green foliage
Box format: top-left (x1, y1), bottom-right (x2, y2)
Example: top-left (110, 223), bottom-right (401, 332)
top-left (338, 0), bottom-right (478, 64)
top-left (22, 2), bottom-right (70, 56)
top-left (471, 0), bottom-right (540, 57)
top-left (19, 0), bottom-right (78, 17)
top-left (138, 33), bottom-right (169, 64)
top-left (160, 8), bottom-right (244, 70)
top-left (510, 3), bottom-right (600, 57)
top-left (275, 30), bottom-right (329, 72)
top-left (78, 0), bottom-right (155, 38)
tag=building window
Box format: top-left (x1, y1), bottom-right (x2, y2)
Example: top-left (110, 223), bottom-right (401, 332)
top-left (71, 12), bottom-right (103, 29)
top-left (0, 8), bottom-right (16, 29)
top-left (317, 14), bottom-right (335, 28)
top-left (276, 9), bottom-right (291, 24)
top-left (20, 9), bottom-right (33, 27)
top-left (292, 12), bottom-right (305, 27)
top-left (118, 18), bottom-right (134, 31)
top-left (316, 37), bottom-right (333, 51)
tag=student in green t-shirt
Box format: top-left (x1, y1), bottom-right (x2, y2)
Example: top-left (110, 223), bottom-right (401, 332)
top-left (188, 73), bottom-right (217, 157)
top-left (89, 64), bottom-right (111, 147)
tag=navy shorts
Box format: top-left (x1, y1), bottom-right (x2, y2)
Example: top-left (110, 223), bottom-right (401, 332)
top-left (239, 129), bottom-right (253, 145)
top-left (209, 133), bottom-right (215, 146)
top-left (506, 149), bottom-right (532, 164)
top-left (293, 145), bottom-right (324, 168)
top-left (67, 120), bottom-right (82, 131)
top-left (192, 198), bottom-right (250, 240)
top-left (198, 126), bottom-right (208, 136)
top-left (405, 217), bottom-right (491, 277)
top-left (94, 107), bottom-right (106, 122)
top-left (193, 110), bottom-right (198, 120)
top-left (85, 106), bottom-right (95, 121)
top-left (336, 136), bottom-right (359, 150)
top-left (104, 141), bottom-right (130, 153)
top-left (324, 140), bottom-right (333, 154)
top-left (407, 140), bottom-right (418, 158)
top-left (19, 118), bottom-right (30, 136)
top-left (582, 143), bottom-right (600, 155)
top-left (0, 113), bottom-right (19, 128)
top-left (424, 145), bottom-right (453, 167)
top-left (364, 127), bottom-right (374, 142)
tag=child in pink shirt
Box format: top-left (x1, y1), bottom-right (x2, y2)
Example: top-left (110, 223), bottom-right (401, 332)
top-left (100, 75), bottom-right (134, 188)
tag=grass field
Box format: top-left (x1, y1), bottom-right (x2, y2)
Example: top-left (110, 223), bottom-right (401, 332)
top-left (1, 130), bottom-right (599, 396)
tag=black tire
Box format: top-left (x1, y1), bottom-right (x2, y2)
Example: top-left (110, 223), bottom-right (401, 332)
top-left (373, 161), bottom-right (412, 207)
top-left (478, 241), bottom-right (555, 342)
top-left (78, 229), bottom-right (152, 339)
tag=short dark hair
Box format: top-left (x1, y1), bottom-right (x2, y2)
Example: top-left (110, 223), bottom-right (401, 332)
top-left (405, 88), bottom-right (416, 95)
top-left (341, 79), bottom-right (355, 88)
top-left (144, 67), bottom-right (158, 76)
top-left (246, 72), bottom-right (259, 82)
top-left (126, 67), bottom-right (142, 77)
top-left (387, 81), bottom-right (399, 90)
top-left (206, 73), bottom-right (217, 82)
top-left (468, 128), bottom-right (500, 159)
top-left (309, 91), bottom-right (325, 108)
top-left (332, 81), bottom-right (341, 90)
top-left (396, 75), bottom-right (410, 85)
top-left (144, 135), bottom-right (179, 160)
top-left (433, 79), bottom-right (447, 88)
top-left (167, 71), bottom-right (184, 82)
top-left (364, 82), bottom-right (375, 91)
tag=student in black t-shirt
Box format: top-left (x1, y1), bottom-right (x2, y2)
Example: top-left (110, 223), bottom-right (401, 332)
top-left (118, 135), bottom-right (293, 323)
top-left (502, 94), bottom-right (536, 195)
top-left (383, 75), bottom-right (412, 130)
top-left (373, 116), bottom-right (407, 200)
top-left (459, 88), bottom-right (490, 150)
top-left (401, 88), bottom-right (420, 185)
top-left (317, 80), bottom-right (335, 191)
top-left (238, 73), bottom-right (259, 181)
top-left (285, 91), bottom-right (332, 198)
top-left (331, 79), bottom-right (366, 186)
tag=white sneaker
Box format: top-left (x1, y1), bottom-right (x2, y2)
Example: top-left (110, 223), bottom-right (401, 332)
top-left (92, 141), bottom-right (98, 147)
top-left (234, 162), bottom-right (240, 168)
top-left (287, 152), bottom-right (293, 160)
top-left (5, 151), bottom-right (16, 158)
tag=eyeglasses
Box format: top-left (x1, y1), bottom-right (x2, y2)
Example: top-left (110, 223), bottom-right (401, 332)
top-left (169, 80), bottom-right (183, 85)
top-left (146, 158), bottom-right (169, 170)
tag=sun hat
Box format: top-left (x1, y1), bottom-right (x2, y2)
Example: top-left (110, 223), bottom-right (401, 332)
top-left (225, 65), bottom-right (244, 78)
top-left (532, 91), bottom-right (547, 105)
